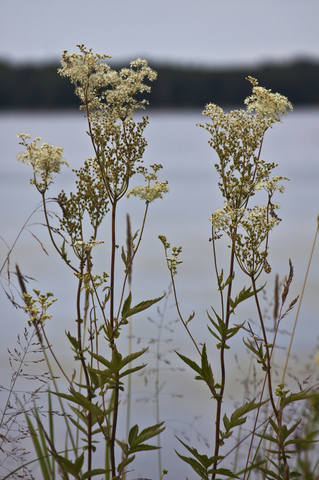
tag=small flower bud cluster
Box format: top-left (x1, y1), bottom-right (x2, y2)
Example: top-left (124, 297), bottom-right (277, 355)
top-left (158, 235), bottom-right (182, 276)
top-left (22, 289), bottom-right (57, 325)
top-left (275, 383), bottom-right (290, 399)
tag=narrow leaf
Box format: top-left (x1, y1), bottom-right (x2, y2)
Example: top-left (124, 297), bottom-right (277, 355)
top-left (125, 294), bottom-right (165, 318)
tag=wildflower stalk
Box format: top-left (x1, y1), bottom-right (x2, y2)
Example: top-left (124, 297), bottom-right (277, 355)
top-left (41, 192), bottom-right (79, 273)
top-left (109, 198), bottom-right (119, 478)
top-left (251, 275), bottom-right (277, 414)
top-left (169, 269), bottom-right (201, 356)
top-left (212, 237), bottom-right (236, 478)
top-left (116, 203), bottom-right (149, 321)
top-left (76, 259), bottom-right (93, 476)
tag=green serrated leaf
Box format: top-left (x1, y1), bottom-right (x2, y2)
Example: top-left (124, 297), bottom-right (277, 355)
top-left (230, 399), bottom-right (262, 423)
top-left (176, 437), bottom-right (218, 469)
top-left (281, 388), bottom-right (312, 408)
top-left (121, 246), bottom-right (127, 266)
top-left (128, 425), bottom-right (139, 446)
top-left (200, 344), bottom-right (215, 389)
top-left (130, 444), bottom-right (159, 453)
top-left (230, 284), bottom-right (265, 312)
top-left (119, 348), bottom-right (148, 369)
top-left (117, 454), bottom-right (135, 475)
top-left (89, 351), bottom-right (112, 370)
top-left (121, 291), bottom-right (132, 318)
top-left (68, 416), bottom-right (88, 436)
top-left (53, 389), bottom-right (104, 420)
top-left (223, 414), bottom-right (230, 431)
top-left (66, 331), bottom-right (80, 351)
top-left (56, 452), bottom-right (84, 476)
top-left (135, 421), bottom-right (165, 444)
top-left (175, 450), bottom-right (208, 479)
top-left (119, 364), bottom-right (146, 379)
top-left (125, 294), bottom-right (165, 319)
top-left (176, 351), bottom-right (202, 376)
top-left (209, 467), bottom-right (239, 478)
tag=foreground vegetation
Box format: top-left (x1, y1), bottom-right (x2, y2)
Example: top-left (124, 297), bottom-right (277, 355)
top-left (1, 45), bottom-right (319, 479)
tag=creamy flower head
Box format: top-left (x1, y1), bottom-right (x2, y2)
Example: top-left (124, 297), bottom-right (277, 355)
top-left (17, 133), bottom-right (67, 191)
top-left (210, 201), bottom-right (245, 237)
top-left (241, 204), bottom-right (280, 233)
top-left (72, 240), bottom-right (104, 250)
top-left (245, 76), bottom-right (293, 125)
top-left (58, 44), bottom-right (157, 118)
top-left (255, 176), bottom-right (289, 195)
top-left (127, 181), bottom-right (168, 203)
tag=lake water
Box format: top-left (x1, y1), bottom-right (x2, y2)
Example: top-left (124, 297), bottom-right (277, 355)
top-left (1, 108), bottom-right (319, 478)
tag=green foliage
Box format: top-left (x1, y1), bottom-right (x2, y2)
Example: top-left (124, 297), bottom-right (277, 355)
top-left (121, 292), bottom-right (165, 322)
top-left (176, 345), bottom-right (217, 397)
top-left (117, 422), bottom-right (165, 476)
top-left (220, 400), bottom-right (263, 446)
top-left (207, 308), bottom-right (244, 350)
top-left (176, 438), bottom-right (238, 479)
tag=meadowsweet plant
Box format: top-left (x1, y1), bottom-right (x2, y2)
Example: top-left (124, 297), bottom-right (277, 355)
top-left (159, 79), bottom-right (318, 479)
top-left (12, 45), bottom-right (168, 480)
top-left (5, 45), bottom-right (319, 480)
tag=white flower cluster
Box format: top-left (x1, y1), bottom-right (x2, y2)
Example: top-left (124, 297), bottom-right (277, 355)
top-left (58, 45), bottom-right (157, 119)
top-left (127, 181), bottom-right (168, 203)
top-left (241, 205), bottom-right (280, 236)
top-left (210, 201), bottom-right (244, 237)
top-left (245, 76), bottom-right (293, 126)
top-left (17, 133), bottom-right (67, 192)
top-left (72, 240), bottom-right (104, 250)
top-left (255, 176), bottom-right (289, 195)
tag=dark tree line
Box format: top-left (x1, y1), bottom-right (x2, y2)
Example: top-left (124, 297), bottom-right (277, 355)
top-left (0, 58), bottom-right (318, 109)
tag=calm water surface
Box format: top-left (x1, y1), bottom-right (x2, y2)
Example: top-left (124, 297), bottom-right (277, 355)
top-left (1, 108), bottom-right (319, 478)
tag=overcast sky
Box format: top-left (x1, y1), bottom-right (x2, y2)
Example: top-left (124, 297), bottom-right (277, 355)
top-left (2, 0), bottom-right (318, 66)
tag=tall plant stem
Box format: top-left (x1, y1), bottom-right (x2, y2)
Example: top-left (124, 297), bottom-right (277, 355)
top-left (211, 230), bottom-right (225, 321)
top-left (212, 237), bottom-right (236, 479)
top-left (116, 203), bottom-right (149, 321)
top-left (242, 276), bottom-right (280, 480)
top-left (155, 286), bottom-right (170, 479)
top-left (110, 201), bottom-right (117, 333)
top-left (251, 276), bottom-right (277, 415)
top-left (76, 265), bottom-right (93, 478)
top-left (41, 193), bottom-right (78, 273)
top-left (109, 199), bottom-right (119, 479)
top-left (170, 273), bottom-right (201, 356)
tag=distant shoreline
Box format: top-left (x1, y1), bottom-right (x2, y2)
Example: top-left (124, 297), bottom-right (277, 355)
top-left (1, 58), bottom-right (318, 109)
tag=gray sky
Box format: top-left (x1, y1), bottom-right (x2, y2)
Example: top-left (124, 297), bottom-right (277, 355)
top-left (2, 0), bottom-right (319, 66)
